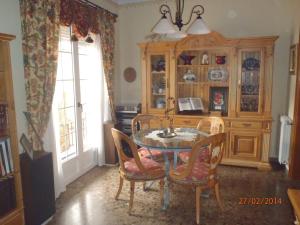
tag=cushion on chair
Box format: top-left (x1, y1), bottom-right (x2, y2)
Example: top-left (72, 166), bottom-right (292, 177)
top-left (138, 147), bottom-right (173, 159)
top-left (138, 147), bottom-right (164, 158)
top-left (124, 157), bottom-right (164, 180)
top-left (179, 147), bottom-right (209, 163)
top-left (171, 160), bottom-right (209, 184)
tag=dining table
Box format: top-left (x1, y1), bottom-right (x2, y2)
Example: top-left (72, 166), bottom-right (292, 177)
top-left (132, 127), bottom-right (209, 210)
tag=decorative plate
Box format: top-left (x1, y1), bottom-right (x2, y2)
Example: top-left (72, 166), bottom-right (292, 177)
top-left (242, 57), bottom-right (260, 70)
top-left (208, 68), bottom-right (228, 81)
top-left (123, 67), bottom-right (136, 82)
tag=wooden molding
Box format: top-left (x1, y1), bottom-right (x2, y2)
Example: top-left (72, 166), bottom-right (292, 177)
top-left (0, 33), bottom-right (16, 41)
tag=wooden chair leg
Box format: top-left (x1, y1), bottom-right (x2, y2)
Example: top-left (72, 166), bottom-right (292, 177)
top-left (115, 177), bottom-right (124, 200)
top-left (196, 186), bottom-right (202, 225)
top-left (159, 179), bottom-right (164, 205)
top-left (214, 183), bottom-right (224, 211)
top-left (128, 181), bottom-right (135, 214)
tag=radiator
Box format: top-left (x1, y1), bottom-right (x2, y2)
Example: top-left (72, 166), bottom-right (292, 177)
top-left (278, 115), bottom-right (293, 164)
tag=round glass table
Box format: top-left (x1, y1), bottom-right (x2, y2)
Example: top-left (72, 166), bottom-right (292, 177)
top-left (132, 127), bottom-right (209, 209)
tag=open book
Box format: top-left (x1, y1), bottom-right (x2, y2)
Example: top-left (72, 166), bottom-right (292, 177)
top-left (178, 97), bottom-right (204, 111)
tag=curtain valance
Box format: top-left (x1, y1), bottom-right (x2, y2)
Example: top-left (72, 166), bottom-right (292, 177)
top-left (60, 0), bottom-right (117, 39)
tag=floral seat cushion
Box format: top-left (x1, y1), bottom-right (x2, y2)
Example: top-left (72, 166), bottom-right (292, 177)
top-left (138, 147), bottom-right (173, 159)
top-left (124, 157), bottom-right (164, 180)
top-left (179, 146), bottom-right (209, 163)
top-left (171, 160), bottom-right (209, 184)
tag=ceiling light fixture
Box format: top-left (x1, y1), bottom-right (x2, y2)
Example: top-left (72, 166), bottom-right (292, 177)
top-left (152, 0), bottom-right (210, 38)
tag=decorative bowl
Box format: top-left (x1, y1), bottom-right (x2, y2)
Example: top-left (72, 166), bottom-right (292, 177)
top-left (180, 54), bottom-right (196, 65)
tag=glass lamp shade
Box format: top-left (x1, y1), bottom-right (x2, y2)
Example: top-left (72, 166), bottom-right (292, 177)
top-left (166, 30), bottom-right (187, 39)
top-left (152, 16), bottom-right (177, 34)
top-left (187, 17), bottom-right (210, 35)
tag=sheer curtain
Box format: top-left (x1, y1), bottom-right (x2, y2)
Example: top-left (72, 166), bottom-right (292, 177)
top-left (44, 33), bottom-right (110, 198)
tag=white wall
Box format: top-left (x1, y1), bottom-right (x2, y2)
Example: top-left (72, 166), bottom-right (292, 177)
top-left (0, 0), bottom-right (27, 152)
top-left (116, 0), bottom-right (295, 157)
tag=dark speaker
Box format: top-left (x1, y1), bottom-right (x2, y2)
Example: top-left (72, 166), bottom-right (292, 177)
top-left (20, 152), bottom-right (55, 225)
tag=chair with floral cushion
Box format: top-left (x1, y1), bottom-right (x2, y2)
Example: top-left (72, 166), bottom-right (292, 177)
top-left (132, 114), bottom-right (165, 160)
top-left (179, 117), bottom-right (225, 163)
top-left (169, 132), bottom-right (226, 225)
top-left (111, 128), bottom-right (165, 214)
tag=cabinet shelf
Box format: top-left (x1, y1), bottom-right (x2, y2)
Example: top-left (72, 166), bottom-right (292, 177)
top-left (177, 81), bottom-right (229, 86)
top-left (151, 71), bottom-right (165, 74)
top-left (152, 93), bottom-right (166, 96)
top-left (177, 64), bottom-right (228, 68)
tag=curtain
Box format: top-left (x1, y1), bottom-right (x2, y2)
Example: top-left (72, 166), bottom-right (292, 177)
top-left (20, 0), bottom-right (60, 150)
top-left (97, 10), bottom-right (117, 122)
top-left (59, 0), bottom-right (117, 122)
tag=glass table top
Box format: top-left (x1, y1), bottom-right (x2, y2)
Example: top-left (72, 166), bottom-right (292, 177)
top-left (132, 128), bottom-right (209, 150)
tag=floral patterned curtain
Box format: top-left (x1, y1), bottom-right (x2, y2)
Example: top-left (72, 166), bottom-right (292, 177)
top-left (97, 10), bottom-right (117, 122)
top-left (20, 0), bottom-right (60, 150)
top-left (60, 0), bottom-right (117, 121)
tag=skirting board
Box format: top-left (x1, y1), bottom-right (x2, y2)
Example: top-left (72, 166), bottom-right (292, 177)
top-left (41, 216), bottom-right (53, 225)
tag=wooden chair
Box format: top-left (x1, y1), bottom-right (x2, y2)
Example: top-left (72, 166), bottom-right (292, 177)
top-left (169, 133), bottom-right (226, 225)
top-left (179, 117), bottom-right (225, 163)
top-left (111, 128), bottom-right (165, 214)
top-left (132, 114), bottom-right (165, 160)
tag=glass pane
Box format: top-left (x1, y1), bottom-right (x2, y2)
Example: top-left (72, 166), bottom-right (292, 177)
top-left (56, 26), bottom-right (78, 161)
top-left (78, 38), bottom-right (99, 152)
top-left (150, 55), bottom-right (166, 109)
top-left (59, 107), bottom-right (77, 159)
top-left (240, 51), bottom-right (261, 112)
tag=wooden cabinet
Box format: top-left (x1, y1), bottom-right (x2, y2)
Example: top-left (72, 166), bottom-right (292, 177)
top-left (139, 32), bottom-right (277, 169)
top-left (237, 48), bottom-right (265, 116)
top-left (230, 131), bottom-right (261, 161)
top-left (0, 33), bottom-right (24, 225)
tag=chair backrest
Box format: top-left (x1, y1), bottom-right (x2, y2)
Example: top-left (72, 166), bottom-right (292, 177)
top-left (131, 114), bottom-right (162, 134)
top-left (174, 133), bottom-right (226, 182)
top-left (197, 117), bottom-right (225, 134)
top-left (111, 128), bottom-right (145, 173)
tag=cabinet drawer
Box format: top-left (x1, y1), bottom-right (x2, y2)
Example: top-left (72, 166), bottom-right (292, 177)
top-left (231, 121), bottom-right (262, 129)
top-left (174, 117), bottom-right (200, 127)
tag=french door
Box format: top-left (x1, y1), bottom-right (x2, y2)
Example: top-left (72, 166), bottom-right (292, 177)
top-left (54, 26), bottom-right (99, 184)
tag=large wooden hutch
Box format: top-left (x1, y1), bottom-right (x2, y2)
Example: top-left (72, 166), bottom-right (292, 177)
top-left (139, 31), bottom-right (278, 170)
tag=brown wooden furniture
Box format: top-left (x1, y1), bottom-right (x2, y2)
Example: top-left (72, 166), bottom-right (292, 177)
top-left (179, 117), bottom-right (225, 163)
top-left (111, 128), bottom-right (165, 214)
top-left (170, 133), bottom-right (226, 225)
top-left (0, 33), bottom-right (24, 225)
top-left (289, 38), bottom-right (300, 179)
top-left (103, 121), bottom-right (118, 164)
top-left (287, 189), bottom-right (300, 223)
top-left (20, 152), bottom-right (55, 225)
top-left (131, 114), bottom-right (165, 160)
top-left (139, 31), bottom-right (278, 170)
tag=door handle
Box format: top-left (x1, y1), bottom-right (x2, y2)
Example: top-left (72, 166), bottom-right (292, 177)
top-left (77, 102), bottom-right (83, 108)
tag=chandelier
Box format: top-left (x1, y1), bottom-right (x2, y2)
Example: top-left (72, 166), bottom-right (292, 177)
top-left (152, 0), bottom-right (210, 38)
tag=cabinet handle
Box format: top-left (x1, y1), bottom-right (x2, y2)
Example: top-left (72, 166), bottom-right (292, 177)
top-left (242, 123), bottom-right (251, 127)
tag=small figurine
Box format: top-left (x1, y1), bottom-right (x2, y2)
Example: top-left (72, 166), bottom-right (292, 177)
top-left (201, 52), bottom-right (209, 65)
top-left (183, 70), bottom-right (196, 82)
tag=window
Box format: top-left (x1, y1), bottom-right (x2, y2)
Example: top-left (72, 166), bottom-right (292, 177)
top-left (54, 26), bottom-right (102, 161)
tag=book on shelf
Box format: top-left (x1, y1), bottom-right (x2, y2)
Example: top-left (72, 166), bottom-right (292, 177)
top-left (178, 97), bottom-right (204, 111)
top-left (0, 103), bottom-right (8, 132)
top-left (0, 137), bottom-right (13, 176)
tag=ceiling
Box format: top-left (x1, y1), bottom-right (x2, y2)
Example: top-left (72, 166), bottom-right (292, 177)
top-left (111, 0), bottom-right (150, 5)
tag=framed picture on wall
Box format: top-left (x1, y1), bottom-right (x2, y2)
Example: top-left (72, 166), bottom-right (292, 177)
top-left (209, 87), bottom-right (228, 115)
top-left (289, 44), bottom-right (298, 75)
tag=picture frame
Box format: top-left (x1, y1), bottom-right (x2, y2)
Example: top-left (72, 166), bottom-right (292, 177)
top-left (289, 44), bottom-right (298, 75)
top-left (209, 87), bottom-right (228, 115)
top-left (20, 133), bottom-right (33, 159)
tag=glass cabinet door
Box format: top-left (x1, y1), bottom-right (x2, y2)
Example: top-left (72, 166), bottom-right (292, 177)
top-left (238, 49), bottom-right (263, 114)
top-left (147, 53), bottom-right (169, 113)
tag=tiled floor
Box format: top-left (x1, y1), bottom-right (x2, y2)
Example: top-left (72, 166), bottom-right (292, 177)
top-left (48, 165), bottom-right (300, 225)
